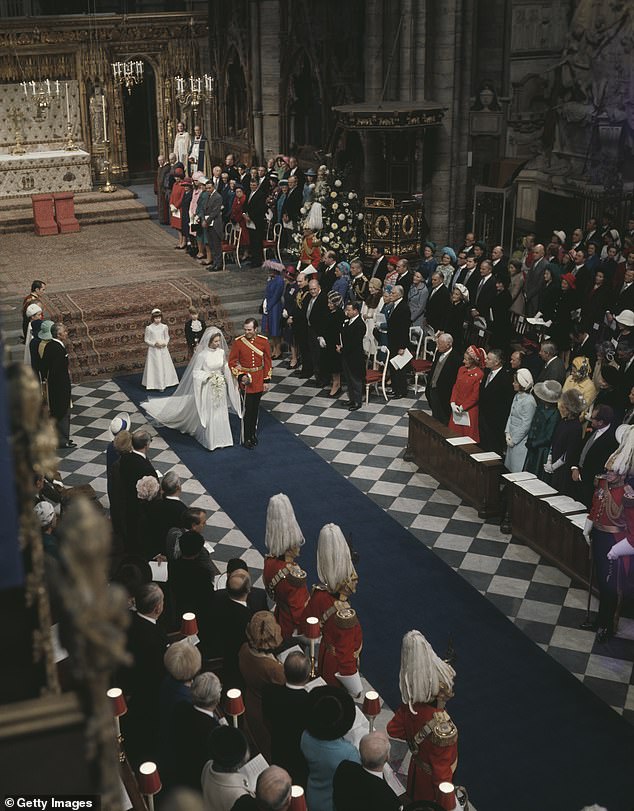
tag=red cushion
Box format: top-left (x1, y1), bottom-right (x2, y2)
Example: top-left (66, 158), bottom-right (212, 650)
top-left (365, 371), bottom-right (382, 383)
top-left (411, 359), bottom-right (432, 372)
top-left (221, 242), bottom-right (233, 251)
top-left (262, 240), bottom-right (275, 248)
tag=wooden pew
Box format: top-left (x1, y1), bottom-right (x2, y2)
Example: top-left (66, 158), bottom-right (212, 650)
top-left (406, 410), bottom-right (505, 518)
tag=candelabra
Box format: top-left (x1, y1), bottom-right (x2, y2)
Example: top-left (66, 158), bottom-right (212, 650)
top-left (21, 80), bottom-right (61, 121)
top-left (8, 106), bottom-right (26, 155)
top-left (112, 60), bottom-right (144, 93)
top-left (173, 74), bottom-right (215, 115)
top-left (100, 139), bottom-right (117, 193)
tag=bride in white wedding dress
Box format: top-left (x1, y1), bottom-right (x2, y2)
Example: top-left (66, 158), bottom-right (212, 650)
top-left (142, 327), bottom-right (242, 451)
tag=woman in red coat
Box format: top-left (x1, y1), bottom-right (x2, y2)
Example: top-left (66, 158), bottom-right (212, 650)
top-left (169, 168), bottom-right (187, 248)
top-left (448, 344), bottom-right (486, 442)
top-left (387, 631), bottom-right (459, 810)
top-left (303, 523), bottom-right (362, 697)
top-left (263, 493), bottom-right (309, 639)
top-left (230, 187), bottom-right (250, 251)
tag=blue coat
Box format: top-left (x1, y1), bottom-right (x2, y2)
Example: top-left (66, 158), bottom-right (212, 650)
top-left (262, 274), bottom-right (285, 337)
top-left (301, 731), bottom-right (360, 811)
top-left (504, 391), bottom-right (537, 472)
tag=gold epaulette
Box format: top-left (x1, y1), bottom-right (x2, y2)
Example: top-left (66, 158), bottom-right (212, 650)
top-left (311, 583), bottom-right (328, 594)
top-left (428, 710), bottom-right (458, 747)
top-left (287, 565), bottom-right (307, 587)
top-left (334, 600), bottom-right (358, 629)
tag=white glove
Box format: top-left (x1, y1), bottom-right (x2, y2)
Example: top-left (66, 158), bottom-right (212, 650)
top-left (583, 518), bottom-right (593, 546)
top-left (551, 457), bottom-right (565, 471)
top-left (505, 433), bottom-right (513, 447)
top-left (543, 461), bottom-right (554, 474)
top-left (335, 671), bottom-right (363, 698)
top-left (282, 308), bottom-right (288, 319)
top-left (318, 336), bottom-right (326, 349)
top-left (262, 299), bottom-right (268, 315)
top-left (607, 539), bottom-right (634, 560)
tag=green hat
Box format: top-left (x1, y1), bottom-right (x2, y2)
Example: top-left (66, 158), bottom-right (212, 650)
top-left (37, 320), bottom-right (54, 341)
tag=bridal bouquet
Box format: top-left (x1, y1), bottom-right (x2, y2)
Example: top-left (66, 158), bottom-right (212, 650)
top-left (208, 371), bottom-right (225, 401)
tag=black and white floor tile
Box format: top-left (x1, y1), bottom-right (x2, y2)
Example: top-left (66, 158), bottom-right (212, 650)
top-left (58, 369), bottom-right (634, 726)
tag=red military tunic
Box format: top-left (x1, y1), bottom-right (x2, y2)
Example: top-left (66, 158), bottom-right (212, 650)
top-left (228, 333), bottom-right (272, 393)
top-left (263, 557), bottom-right (310, 639)
top-left (300, 234), bottom-right (321, 268)
top-left (304, 587), bottom-right (362, 686)
top-left (387, 702), bottom-right (458, 810)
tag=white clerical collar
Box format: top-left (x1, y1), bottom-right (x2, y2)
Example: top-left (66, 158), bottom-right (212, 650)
top-left (286, 683), bottom-right (306, 691)
top-left (138, 612), bottom-right (157, 625)
top-left (53, 338), bottom-right (65, 347)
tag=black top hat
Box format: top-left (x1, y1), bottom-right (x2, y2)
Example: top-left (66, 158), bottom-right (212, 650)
top-left (305, 685), bottom-right (356, 740)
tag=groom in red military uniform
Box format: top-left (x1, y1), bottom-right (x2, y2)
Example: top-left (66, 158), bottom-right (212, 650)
top-left (229, 317), bottom-right (272, 449)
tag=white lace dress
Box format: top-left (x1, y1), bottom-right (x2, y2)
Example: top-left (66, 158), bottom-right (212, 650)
top-left (144, 347), bottom-right (239, 451)
top-left (142, 322), bottom-right (179, 391)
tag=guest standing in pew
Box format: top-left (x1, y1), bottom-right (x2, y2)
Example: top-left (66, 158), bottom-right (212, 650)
top-left (504, 369), bottom-right (536, 473)
top-left (448, 345), bottom-right (486, 443)
top-left (425, 333), bottom-right (461, 425)
top-left (583, 425), bottom-right (634, 643)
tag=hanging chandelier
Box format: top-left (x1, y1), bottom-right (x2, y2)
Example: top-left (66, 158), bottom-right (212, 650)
top-left (173, 74), bottom-right (215, 114)
top-left (112, 60), bottom-right (144, 93)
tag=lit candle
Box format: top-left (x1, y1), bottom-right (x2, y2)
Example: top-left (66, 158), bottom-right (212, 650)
top-left (55, 80), bottom-right (60, 96)
top-left (102, 94), bottom-right (107, 142)
top-left (22, 81), bottom-right (27, 97)
top-left (65, 82), bottom-right (70, 123)
top-left (197, 77), bottom-right (201, 93)
top-left (46, 79), bottom-right (50, 94)
top-left (190, 76), bottom-right (194, 91)
top-left (31, 80), bottom-right (36, 96)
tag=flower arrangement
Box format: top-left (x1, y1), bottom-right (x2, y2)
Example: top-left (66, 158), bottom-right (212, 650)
top-left (207, 371), bottom-right (226, 401)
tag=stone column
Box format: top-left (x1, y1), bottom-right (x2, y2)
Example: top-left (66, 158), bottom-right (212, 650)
top-left (260, 0), bottom-right (281, 158)
top-left (365, 0), bottom-right (384, 103)
top-left (426, 0), bottom-right (472, 244)
top-left (399, 0), bottom-right (413, 102)
top-left (249, 0), bottom-right (264, 162)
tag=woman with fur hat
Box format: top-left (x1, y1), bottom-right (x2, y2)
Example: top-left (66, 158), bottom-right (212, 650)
top-left (448, 345), bottom-right (486, 442)
top-left (386, 630), bottom-right (458, 810)
top-left (544, 389), bottom-right (585, 496)
top-left (504, 369), bottom-right (536, 472)
top-left (263, 493), bottom-right (309, 638)
top-left (238, 611), bottom-right (285, 760)
top-left (303, 524), bottom-right (362, 697)
top-left (562, 355), bottom-right (597, 417)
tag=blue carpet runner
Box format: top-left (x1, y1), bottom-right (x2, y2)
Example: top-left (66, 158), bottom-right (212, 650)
top-left (117, 373), bottom-right (634, 810)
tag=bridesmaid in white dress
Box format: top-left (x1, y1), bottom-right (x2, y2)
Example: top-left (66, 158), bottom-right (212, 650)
top-left (143, 327), bottom-right (241, 451)
top-left (142, 308), bottom-right (179, 391)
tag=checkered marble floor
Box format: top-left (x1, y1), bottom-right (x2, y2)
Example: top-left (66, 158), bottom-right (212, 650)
top-left (58, 371), bottom-right (634, 726)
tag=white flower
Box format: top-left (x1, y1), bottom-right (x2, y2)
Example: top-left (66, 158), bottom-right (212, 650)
top-left (300, 207), bottom-right (307, 215)
top-left (332, 203), bottom-right (339, 210)
top-left (357, 213), bottom-right (364, 220)
top-left (322, 235), bottom-right (330, 243)
top-left (330, 191), bottom-right (337, 198)
top-left (342, 226), bottom-right (348, 232)
top-left (334, 179), bottom-right (342, 188)
top-left (332, 223), bottom-right (338, 230)
top-left (351, 236), bottom-right (357, 243)
top-left (338, 213), bottom-right (345, 221)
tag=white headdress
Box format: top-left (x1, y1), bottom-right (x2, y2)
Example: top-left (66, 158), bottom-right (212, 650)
top-left (316, 523), bottom-right (356, 593)
top-left (398, 630), bottom-right (456, 711)
top-left (265, 493), bottom-right (305, 557)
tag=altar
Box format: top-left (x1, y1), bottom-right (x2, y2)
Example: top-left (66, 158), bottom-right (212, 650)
top-left (0, 150), bottom-right (92, 199)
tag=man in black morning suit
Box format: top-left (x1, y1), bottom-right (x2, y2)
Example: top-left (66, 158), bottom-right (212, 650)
top-left (386, 284), bottom-right (412, 399)
top-left (426, 333), bottom-right (461, 425)
top-left (41, 322), bottom-right (74, 448)
top-left (262, 651), bottom-right (312, 787)
top-left (478, 348), bottom-right (514, 455)
top-left (333, 731), bottom-right (401, 811)
top-left (118, 429), bottom-right (158, 551)
top-left (571, 405), bottom-right (618, 508)
top-left (338, 299), bottom-right (367, 411)
top-left (305, 277), bottom-right (330, 386)
top-left (120, 583), bottom-right (168, 767)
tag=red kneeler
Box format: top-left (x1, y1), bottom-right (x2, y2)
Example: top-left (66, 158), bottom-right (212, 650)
top-left (31, 194), bottom-right (58, 236)
top-left (54, 192), bottom-right (80, 233)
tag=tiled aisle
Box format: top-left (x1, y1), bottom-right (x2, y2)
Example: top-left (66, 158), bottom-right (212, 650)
top-left (58, 368), bottom-right (634, 724)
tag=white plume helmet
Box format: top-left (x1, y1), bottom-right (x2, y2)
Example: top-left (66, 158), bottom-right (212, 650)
top-left (399, 630), bottom-right (456, 711)
top-left (607, 424), bottom-right (634, 476)
top-left (316, 523), bottom-right (356, 593)
top-left (265, 493), bottom-right (305, 556)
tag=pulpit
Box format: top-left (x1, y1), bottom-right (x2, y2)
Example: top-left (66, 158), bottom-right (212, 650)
top-left (362, 196), bottom-right (425, 259)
